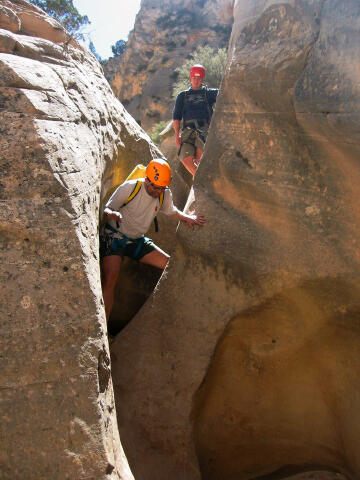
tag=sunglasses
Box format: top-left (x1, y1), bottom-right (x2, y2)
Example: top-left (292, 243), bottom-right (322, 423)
top-left (149, 182), bottom-right (166, 192)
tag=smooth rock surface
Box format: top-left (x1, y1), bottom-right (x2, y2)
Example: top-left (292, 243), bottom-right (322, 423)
top-left (111, 1), bottom-right (360, 479)
top-left (0, 1), bottom-right (159, 478)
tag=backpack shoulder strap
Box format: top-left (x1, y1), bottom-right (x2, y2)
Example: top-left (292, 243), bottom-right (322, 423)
top-left (159, 191), bottom-right (164, 209)
top-left (202, 85), bottom-right (209, 100)
top-left (122, 179), bottom-right (142, 207)
top-left (181, 88), bottom-right (190, 119)
top-left (202, 85), bottom-right (212, 119)
top-left (153, 190), bottom-right (165, 233)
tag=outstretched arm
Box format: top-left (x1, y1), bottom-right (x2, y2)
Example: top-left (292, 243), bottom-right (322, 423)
top-left (170, 210), bottom-right (206, 230)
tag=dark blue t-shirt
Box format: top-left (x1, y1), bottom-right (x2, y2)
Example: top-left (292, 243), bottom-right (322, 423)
top-left (173, 86), bottom-right (218, 123)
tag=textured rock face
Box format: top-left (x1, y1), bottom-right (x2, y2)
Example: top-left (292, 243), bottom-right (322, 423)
top-left (111, 1), bottom-right (360, 480)
top-left (103, 0), bottom-right (233, 130)
top-left (0, 1), bottom-right (159, 478)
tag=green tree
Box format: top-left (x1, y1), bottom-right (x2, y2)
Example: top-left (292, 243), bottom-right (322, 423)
top-left (89, 41), bottom-right (101, 62)
top-left (111, 39), bottom-right (127, 57)
top-left (172, 46), bottom-right (227, 98)
top-left (29, 0), bottom-right (90, 38)
top-left (148, 120), bottom-right (169, 145)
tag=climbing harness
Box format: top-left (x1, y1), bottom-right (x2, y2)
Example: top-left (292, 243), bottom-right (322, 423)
top-left (182, 123), bottom-right (207, 143)
top-left (104, 223), bottom-right (145, 260)
top-left (178, 85), bottom-right (212, 158)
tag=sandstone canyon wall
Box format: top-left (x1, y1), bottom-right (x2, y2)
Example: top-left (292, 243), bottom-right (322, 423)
top-left (111, 1), bottom-right (360, 480)
top-left (2, 0), bottom-right (360, 480)
top-left (104, 0), bottom-right (234, 130)
top-left (0, 1), bottom-right (161, 478)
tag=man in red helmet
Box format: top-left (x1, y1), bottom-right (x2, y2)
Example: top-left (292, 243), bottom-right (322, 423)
top-left (173, 64), bottom-right (218, 177)
top-left (100, 158), bottom-right (206, 321)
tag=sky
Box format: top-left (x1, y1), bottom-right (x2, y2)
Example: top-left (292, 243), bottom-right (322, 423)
top-left (72, 0), bottom-right (141, 60)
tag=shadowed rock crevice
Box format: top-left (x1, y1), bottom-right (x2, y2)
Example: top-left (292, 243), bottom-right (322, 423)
top-left (294, 0), bottom-right (327, 83)
top-left (106, 258), bottom-right (163, 335)
top-left (98, 345), bottom-right (111, 393)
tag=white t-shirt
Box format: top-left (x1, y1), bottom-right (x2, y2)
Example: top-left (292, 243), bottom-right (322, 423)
top-left (105, 179), bottom-right (179, 238)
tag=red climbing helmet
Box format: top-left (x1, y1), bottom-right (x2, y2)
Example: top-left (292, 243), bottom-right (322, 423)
top-left (146, 158), bottom-right (171, 187)
top-left (190, 64), bottom-right (205, 78)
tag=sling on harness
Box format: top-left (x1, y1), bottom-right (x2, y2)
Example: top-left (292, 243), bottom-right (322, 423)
top-left (178, 121), bottom-right (207, 158)
top-left (105, 223), bottom-right (145, 260)
top-left (182, 121), bottom-right (207, 143)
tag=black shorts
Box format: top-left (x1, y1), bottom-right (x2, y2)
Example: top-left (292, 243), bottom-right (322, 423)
top-left (100, 228), bottom-right (156, 261)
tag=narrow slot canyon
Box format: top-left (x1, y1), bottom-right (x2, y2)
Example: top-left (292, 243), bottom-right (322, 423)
top-left (1, 0), bottom-right (360, 480)
top-left (99, 157), bottom-right (191, 336)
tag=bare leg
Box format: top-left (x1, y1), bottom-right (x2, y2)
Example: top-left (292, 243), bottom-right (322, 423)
top-left (181, 155), bottom-right (197, 176)
top-left (182, 148), bottom-right (203, 177)
top-left (139, 245), bottom-right (170, 270)
top-left (101, 255), bottom-right (122, 320)
top-left (195, 147), bottom-right (203, 165)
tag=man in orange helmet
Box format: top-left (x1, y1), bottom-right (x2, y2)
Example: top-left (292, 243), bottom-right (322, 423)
top-left (100, 158), bottom-right (206, 320)
top-left (173, 64), bottom-right (218, 177)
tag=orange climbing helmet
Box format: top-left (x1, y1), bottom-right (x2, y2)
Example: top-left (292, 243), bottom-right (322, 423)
top-left (146, 158), bottom-right (171, 187)
top-left (190, 64), bottom-right (205, 78)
